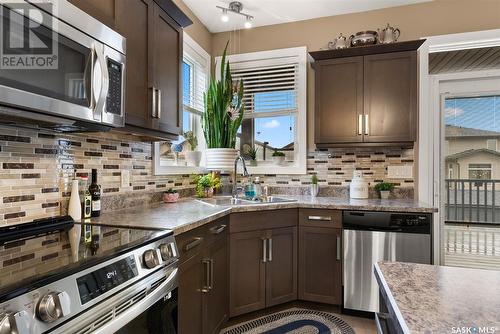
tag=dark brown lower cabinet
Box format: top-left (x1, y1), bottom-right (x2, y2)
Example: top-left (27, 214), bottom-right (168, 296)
top-left (229, 227), bottom-right (297, 317)
top-left (298, 226), bottom-right (342, 304)
top-left (177, 219), bottom-right (228, 334)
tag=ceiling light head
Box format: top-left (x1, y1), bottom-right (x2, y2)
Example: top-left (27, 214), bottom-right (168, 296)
top-left (221, 9), bottom-right (229, 22)
top-left (244, 17), bottom-right (252, 29)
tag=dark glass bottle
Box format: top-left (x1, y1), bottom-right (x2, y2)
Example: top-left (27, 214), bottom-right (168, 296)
top-left (89, 169), bottom-right (101, 217)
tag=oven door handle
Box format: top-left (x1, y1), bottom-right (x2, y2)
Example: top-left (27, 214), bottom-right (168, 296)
top-left (94, 44), bottom-right (109, 121)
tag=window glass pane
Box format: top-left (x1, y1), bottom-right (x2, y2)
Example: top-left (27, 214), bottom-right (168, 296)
top-left (182, 111), bottom-right (190, 133)
top-left (182, 61), bottom-right (191, 106)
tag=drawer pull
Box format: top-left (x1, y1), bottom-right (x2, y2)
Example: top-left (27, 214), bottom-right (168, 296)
top-left (202, 259), bottom-right (210, 293)
top-left (184, 237), bottom-right (202, 251)
top-left (308, 215), bottom-right (332, 221)
top-left (209, 224), bottom-right (226, 235)
top-left (268, 238), bottom-right (273, 262)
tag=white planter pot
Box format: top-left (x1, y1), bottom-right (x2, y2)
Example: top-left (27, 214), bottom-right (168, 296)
top-left (380, 190), bottom-right (390, 199)
top-left (273, 156), bottom-right (285, 166)
top-left (186, 151), bottom-right (202, 167)
top-left (205, 148), bottom-right (238, 170)
top-left (310, 184), bottom-right (319, 197)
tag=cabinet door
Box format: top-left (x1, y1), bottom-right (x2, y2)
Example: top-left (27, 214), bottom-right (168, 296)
top-left (266, 227), bottom-right (297, 307)
top-left (151, 3), bottom-right (183, 135)
top-left (315, 57), bottom-right (363, 145)
top-left (68, 0), bottom-right (117, 28)
top-left (203, 233), bottom-right (228, 334)
top-left (229, 230), bottom-right (266, 317)
top-left (363, 51), bottom-right (417, 142)
top-left (115, 0), bottom-right (155, 129)
top-left (298, 226), bottom-right (342, 304)
top-left (178, 253), bottom-right (203, 334)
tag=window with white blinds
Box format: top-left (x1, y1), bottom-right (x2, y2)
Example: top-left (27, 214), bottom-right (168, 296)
top-left (183, 34), bottom-right (209, 120)
top-left (217, 47), bottom-right (307, 174)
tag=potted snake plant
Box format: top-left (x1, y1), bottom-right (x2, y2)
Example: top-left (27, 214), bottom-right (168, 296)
top-left (202, 42), bottom-right (244, 170)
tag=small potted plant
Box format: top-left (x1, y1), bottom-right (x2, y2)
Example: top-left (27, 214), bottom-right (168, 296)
top-left (184, 131), bottom-right (201, 167)
top-left (310, 174), bottom-right (319, 197)
top-left (374, 182), bottom-right (394, 199)
top-left (272, 151), bottom-right (285, 165)
top-left (162, 188), bottom-right (179, 203)
top-left (244, 145), bottom-right (258, 166)
top-left (194, 173), bottom-right (221, 198)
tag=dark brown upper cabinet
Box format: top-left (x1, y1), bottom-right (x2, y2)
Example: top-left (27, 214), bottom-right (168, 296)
top-left (69, 0), bottom-right (191, 140)
top-left (310, 40), bottom-right (424, 147)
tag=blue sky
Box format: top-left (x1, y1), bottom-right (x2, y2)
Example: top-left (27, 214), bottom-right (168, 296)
top-left (445, 96), bottom-right (500, 132)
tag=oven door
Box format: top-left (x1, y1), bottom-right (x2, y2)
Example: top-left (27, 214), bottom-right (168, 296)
top-left (0, 2), bottom-right (107, 125)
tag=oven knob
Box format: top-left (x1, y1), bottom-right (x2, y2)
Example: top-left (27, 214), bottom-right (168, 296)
top-left (159, 243), bottom-right (176, 261)
top-left (0, 311), bottom-right (29, 334)
top-left (143, 249), bottom-right (160, 269)
top-left (36, 291), bottom-right (71, 323)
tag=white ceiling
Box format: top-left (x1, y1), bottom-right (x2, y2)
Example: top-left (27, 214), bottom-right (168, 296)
top-left (183, 0), bottom-right (432, 33)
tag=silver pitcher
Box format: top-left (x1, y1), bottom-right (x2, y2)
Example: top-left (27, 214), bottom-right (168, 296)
top-left (377, 23), bottom-right (400, 44)
top-left (328, 33), bottom-right (351, 49)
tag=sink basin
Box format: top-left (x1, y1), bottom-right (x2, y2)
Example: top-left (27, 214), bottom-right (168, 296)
top-left (197, 195), bottom-right (296, 206)
top-left (197, 196), bottom-right (255, 206)
top-left (249, 196), bottom-right (297, 204)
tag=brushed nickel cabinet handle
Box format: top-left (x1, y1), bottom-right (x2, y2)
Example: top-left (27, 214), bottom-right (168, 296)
top-left (308, 215), bottom-right (332, 221)
top-left (209, 259), bottom-right (214, 289)
top-left (268, 238), bottom-right (273, 262)
top-left (151, 86), bottom-right (157, 118)
top-left (262, 238), bottom-right (267, 263)
top-left (209, 225), bottom-right (226, 235)
top-left (336, 236), bottom-right (341, 261)
top-left (202, 259), bottom-right (210, 293)
top-left (365, 114), bottom-right (369, 135)
top-left (184, 237), bottom-right (202, 251)
top-left (358, 114), bottom-right (363, 135)
top-left (157, 88), bottom-right (162, 119)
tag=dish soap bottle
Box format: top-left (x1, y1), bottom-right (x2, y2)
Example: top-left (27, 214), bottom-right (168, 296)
top-left (244, 176), bottom-right (256, 200)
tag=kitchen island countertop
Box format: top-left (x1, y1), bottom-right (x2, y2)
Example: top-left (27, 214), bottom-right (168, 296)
top-left (90, 196), bottom-right (436, 234)
top-left (375, 261), bottom-right (500, 334)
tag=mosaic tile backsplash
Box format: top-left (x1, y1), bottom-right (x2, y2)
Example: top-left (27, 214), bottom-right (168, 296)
top-left (0, 125), bottom-right (414, 226)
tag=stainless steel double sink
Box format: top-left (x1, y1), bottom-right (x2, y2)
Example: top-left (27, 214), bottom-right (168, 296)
top-left (197, 195), bottom-right (296, 207)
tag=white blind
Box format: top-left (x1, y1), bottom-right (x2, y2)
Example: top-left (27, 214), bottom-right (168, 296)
top-left (231, 63), bottom-right (299, 116)
top-left (183, 43), bottom-right (209, 115)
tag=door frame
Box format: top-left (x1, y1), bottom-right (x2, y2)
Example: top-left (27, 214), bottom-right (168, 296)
top-left (417, 28), bottom-right (500, 264)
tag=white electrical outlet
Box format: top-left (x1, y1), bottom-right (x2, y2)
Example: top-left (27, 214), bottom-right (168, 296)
top-left (387, 165), bottom-right (413, 179)
top-left (121, 169), bottom-right (130, 187)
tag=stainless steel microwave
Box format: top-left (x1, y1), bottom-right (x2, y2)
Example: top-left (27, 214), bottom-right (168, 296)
top-left (0, 0), bottom-right (126, 132)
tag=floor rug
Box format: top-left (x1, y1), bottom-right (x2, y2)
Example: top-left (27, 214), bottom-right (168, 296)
top-left (220, 308), bottom-right (355, 334)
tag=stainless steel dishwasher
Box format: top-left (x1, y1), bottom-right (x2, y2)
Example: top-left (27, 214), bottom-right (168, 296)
top-left (343, 211), bottom-right (432, 314)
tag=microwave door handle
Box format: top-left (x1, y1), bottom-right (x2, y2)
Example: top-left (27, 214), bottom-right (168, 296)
top-left (94, 45), bottom-right (109, 121)
top-left (84, 47), bottom-right (96, 111)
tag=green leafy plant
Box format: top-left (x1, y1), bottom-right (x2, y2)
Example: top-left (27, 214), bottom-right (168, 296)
top-left (183, 131), bottom-right (198, 151)
top-left (202, 41), bottom-right (244, 149)
top-left (165, 188), bottom-right (178, 194)
top-left (374, 182), bottom-right (395, 192)
top-left (193, 173), bottom-right (221, 197)
top-left (243, 144), bottom-right (258, 160)
top-left (311, 174), bottom-right (318, 185)
top-left (272, 151), bottom-right (285, 157)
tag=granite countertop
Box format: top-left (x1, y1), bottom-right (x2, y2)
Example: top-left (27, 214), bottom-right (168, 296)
top-left (375, 261), bottom-right (500, 334)
top-left (90, 196), bottom-right (436, 234)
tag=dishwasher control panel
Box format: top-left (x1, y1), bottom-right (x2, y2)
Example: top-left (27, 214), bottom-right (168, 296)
top-left (343, 211), bottom-right (431, 234)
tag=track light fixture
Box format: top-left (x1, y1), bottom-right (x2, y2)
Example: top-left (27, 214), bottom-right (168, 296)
top-left (216, 1), bottom-right (254, 29)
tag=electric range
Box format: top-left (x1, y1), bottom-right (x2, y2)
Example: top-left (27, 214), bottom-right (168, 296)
top-left (0, 216), bottom-right (178, 334)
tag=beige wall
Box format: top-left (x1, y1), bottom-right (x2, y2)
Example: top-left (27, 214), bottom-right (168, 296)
top-left (211, 0), bottom-right (500, 148)
top-left (173, 0), bottom-right (212, 54)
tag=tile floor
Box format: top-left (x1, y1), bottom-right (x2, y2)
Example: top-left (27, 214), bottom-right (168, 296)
top-left (223, 301), bottom-right (376, 333)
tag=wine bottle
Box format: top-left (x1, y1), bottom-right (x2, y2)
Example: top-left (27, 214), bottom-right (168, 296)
top-left (89, 169), bottom-right (101, 217)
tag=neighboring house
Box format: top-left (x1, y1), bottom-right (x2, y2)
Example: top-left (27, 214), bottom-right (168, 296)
top-left (445, 125), bottom-right (500, 179)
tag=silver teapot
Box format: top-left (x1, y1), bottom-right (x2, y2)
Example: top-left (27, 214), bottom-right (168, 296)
top-left (377, 23), bottom-right (400, 44)
top-left (328, 33), bottom-right (351, 50)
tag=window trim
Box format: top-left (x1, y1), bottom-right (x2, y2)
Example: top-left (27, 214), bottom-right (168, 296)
top-left (154, 32), bottom-right (210, 176)
top-left (215, 46), bottom-right (307, 175)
